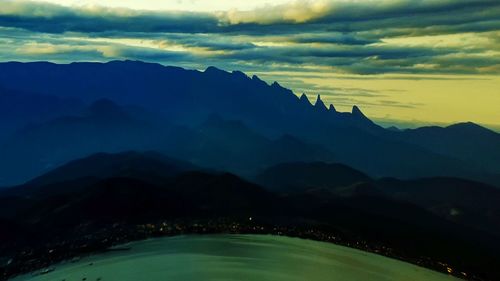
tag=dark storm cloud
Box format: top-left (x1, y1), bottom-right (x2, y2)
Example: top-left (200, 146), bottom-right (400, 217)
top-left (157, 34), bottom-right (257, 51)
top-left (0, 1), bottom-right (235, 35)
top-left (223, 44), bottom-right (450, 60)
top-left (290, 33), bottom-right (379, 45)
top-left (1, 0), bottom-right (499, 75)
top-left (1, 0), bottom-right (500, 35)
top-left (212, 43), bottom-right (475, 75)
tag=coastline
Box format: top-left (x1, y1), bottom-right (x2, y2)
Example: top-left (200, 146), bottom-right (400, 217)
top-left (1, 218), bottom-right (475, 281)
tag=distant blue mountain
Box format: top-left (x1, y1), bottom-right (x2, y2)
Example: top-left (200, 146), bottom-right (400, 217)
top-left (0, 87), bottom-right (84, 141)
top-left (0, 60), bottom-right (499, 186)
top-left (0, 99), bottom-right (336, 185)
top-left (0, 99), bottom-right (167, 185)
top-left (389, 122), bottom-right (500, 172)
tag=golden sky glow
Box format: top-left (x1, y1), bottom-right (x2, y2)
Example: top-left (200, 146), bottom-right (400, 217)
top-left (279, 73), bottom-right (500, 127)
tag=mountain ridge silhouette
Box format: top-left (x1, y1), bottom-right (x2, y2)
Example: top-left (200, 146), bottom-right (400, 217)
top-left (0, 60), bottom-right (499, 186)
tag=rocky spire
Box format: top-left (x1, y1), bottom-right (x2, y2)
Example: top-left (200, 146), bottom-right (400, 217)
top-left (271, 81), bottom-right (281, 88)
top-left (351, 105), bottom-right (370, 121)
top-left (299, 93), bottom-right (312, 106)
top-left (251, 75), bottom-right (263, 82)
top-left (329, 104), bottom-right (336, 112)
top-left (351, 105), bottom-right (364, 116)
top-left (315, 95), bottom-right (328, 111)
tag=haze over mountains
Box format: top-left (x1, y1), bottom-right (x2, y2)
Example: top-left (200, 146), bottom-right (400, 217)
top-left (1, 60), bottom-right (500, 280)
top-left (0, 60), bottom-right (499, 187)
top-left (1, 0), bottom-right (500, 279)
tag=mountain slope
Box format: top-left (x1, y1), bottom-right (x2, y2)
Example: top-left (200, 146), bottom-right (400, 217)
top-left (0, 99), bottom-right (168, 186)
top-left (11, 151), bottom-right (197, 195)
top-left (0, 61), bottom-right (499, 185)
top-left (0, 88), bottom-right (84, 141)
top-left (0, 101), bottom-right (336, 186)
top-left (177, 115), bottom-right (336, 175)
top-left (390, 122), bottom-right (500, 175)
top-left (255, 162), bottom-right (371, 192)
top-left (255, 160), bottom-right (500, 236)
top-left (1, 154), bottom-right (499, 281)
top-left (376, 177), bottom-right (500, 235)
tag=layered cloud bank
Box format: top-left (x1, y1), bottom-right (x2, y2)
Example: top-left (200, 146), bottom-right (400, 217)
top-left (1, 0), bottom-right (499, 127)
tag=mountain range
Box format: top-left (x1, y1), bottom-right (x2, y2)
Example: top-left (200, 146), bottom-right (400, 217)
top-left (0, 60), bottom-right (499, 186)
top-left (1, 60), bottom-right (500, 280)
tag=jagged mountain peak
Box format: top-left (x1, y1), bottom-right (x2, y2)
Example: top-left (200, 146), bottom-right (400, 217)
top-left (21, 151), bottom-right (197, 189)
top-left (205, 66), bottom-right (225, 74)
top-left (251, 75), bottom-right (262, 81)
top-left (315, 95), bottom-right (328, 111)
top-left (352, 105), bottom-right (366, 118)
top-left (329, 104), bottom-right (337, 112)
top-left (351, 105), bottom-right (376, 127)
top-left (271, 81), bottom-right (282, 88)
top-left (2, 60), bottom-right (500, 191)
top-left (232, 70), bottom-right (249, 79)
top-left (300, 93), bottom-right (312, 106)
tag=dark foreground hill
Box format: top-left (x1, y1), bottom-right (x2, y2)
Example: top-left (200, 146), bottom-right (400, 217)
top-left (3, 151), bottom-right (198, 198)
top-left (1, 152), bottom-right (499, 281)
top-left (255, 162), bottom-right (371, 192)
top-left (257, 162), bottom-right (500, 236)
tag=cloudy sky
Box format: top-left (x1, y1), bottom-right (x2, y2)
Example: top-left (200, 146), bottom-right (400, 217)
top-left (1, 0), bottom-right (499, 129)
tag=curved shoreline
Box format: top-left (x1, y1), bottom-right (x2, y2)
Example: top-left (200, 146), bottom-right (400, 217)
top-left (11, 234), bottom-right (462, 281)
top-left (1, 219), bottom-right (476, 281)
